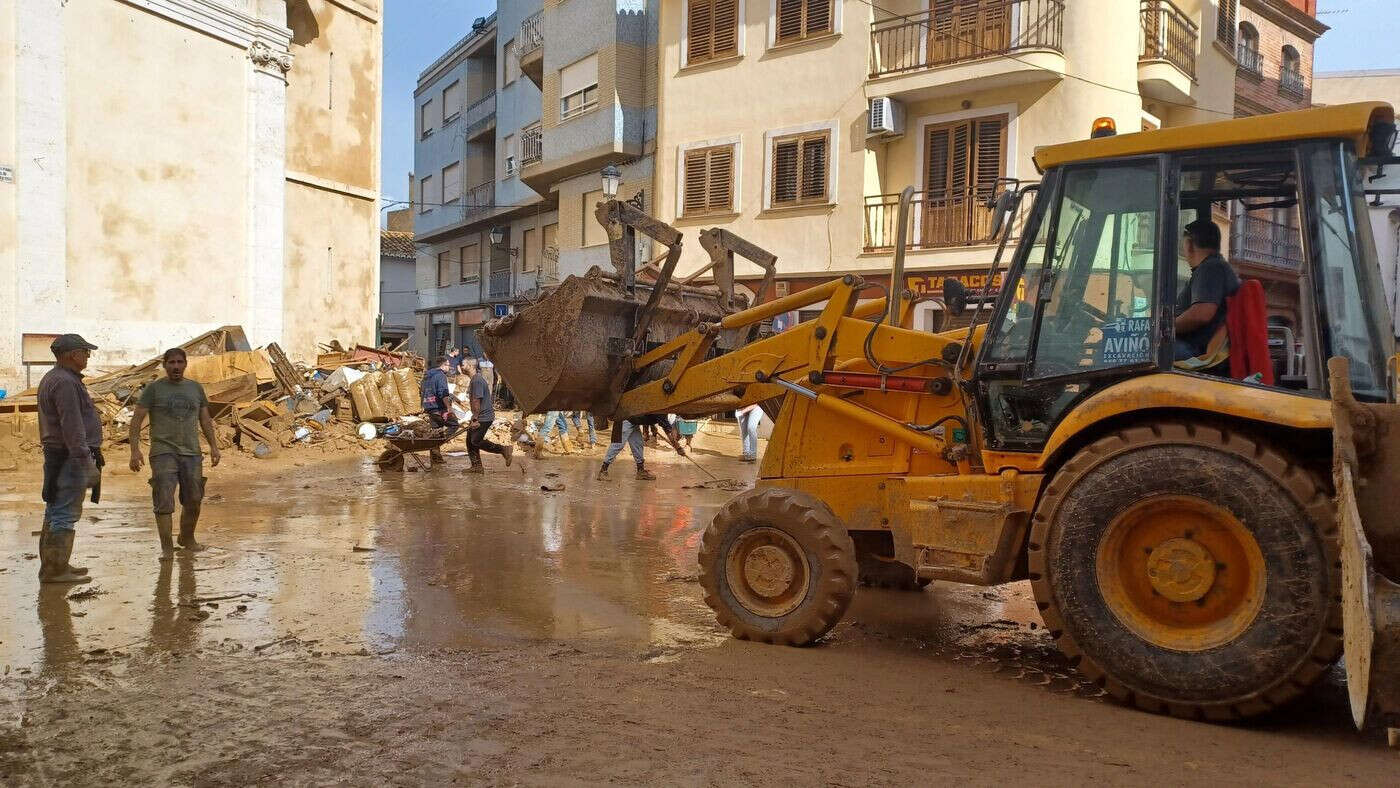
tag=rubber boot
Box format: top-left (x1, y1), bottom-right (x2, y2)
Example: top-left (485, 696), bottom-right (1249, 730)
top-left (36, 529), bottom-right (47, 580)
top-left (596, 463), bottom-right (610, 481)
top-left (38, 519), bottom-right (86, 576)
top-left (465, 461), bottom-right (485, 474)
top-left (430, 447), bottom-right (446, 464)
top-left (155, 513), bottom-right (176, 558)
top-left (635, 464), bottom-right (656, 481)
top-left (501, 444), bottom-right (514, 467)
top-left (177, 507), bottom-right (205, 552)
top-left (40, 529), bottom-right (91, 585)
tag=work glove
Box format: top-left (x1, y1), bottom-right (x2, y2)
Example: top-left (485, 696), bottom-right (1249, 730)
top-left (82, 456), bottom-right (101, 489)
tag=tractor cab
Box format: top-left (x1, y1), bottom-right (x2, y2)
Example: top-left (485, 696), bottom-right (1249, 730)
top-left (970, 103), bottom-right (1397, 453)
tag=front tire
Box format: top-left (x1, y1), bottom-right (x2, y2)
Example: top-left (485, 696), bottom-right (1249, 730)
top-left (699, 488), bottom-right (857, 646)
top-left (1029, 422), bottom-right (1340, 720)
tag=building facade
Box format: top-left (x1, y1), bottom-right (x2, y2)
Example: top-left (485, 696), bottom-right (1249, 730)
top-left (0, 0), bottom-right (382, 389)
top-left (412, 12), bottom-right (560, 360)
top-left (379, 218), bottom-right (417, 347)
top-left (652, 0), bottom-right (1254, 327)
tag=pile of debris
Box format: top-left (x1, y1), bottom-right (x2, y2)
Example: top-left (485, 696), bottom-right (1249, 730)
top-left (0, 326), bottom-right (426, 469)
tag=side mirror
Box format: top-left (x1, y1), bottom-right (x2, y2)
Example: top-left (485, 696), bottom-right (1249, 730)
top-left (986, 189), bottom-right (1017, 239)
top-left (943, 278), bottom-right (968, 317)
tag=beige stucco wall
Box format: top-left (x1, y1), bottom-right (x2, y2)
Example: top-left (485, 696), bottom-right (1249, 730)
top-left (0, 3), bottom-right (17, 384)
top-left (282, 181), bottom-right (378, 353)
top-left (655, 0), bottom-right (1240, 283)
top-left (1314, 72), bottom-right (1400, 108)
top-left (64, 0), bottom-right (249, 359)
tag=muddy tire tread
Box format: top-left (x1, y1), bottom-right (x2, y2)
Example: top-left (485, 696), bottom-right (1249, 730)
top-left (1027, 420), bottom-right (1341, 720)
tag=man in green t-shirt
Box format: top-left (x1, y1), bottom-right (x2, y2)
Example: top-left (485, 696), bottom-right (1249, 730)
top-left (129, 348), bottom-right (221, 556)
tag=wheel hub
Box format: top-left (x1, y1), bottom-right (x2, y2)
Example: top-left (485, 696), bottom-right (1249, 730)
top-left (1145, 537), bottom-right (1217, 602)
top-left (724, 526), bottom-right (811, 618)
top-left (1096, 495), bottom-right (1267, 652)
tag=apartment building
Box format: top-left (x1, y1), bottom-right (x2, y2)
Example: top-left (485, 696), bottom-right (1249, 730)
top-left (1217, 0), bottom-right (1326, 329)
top-left (0, 0), bottom-right (383, 388)
top-left (512, 0), bottom-right (660, 278)
top-left (413, 14), bottom-right (559, 360)
top-left (653, 0), bottom-right (1247, 329)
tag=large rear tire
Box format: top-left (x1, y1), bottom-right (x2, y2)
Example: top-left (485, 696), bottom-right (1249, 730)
top-left (1029, 422), bottom-right (1341, 720)
top-left (699, 488), bottom-right (857, 646)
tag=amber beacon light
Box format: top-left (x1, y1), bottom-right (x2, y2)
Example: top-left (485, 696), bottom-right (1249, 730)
top-left (1090, 117), bottom-right (1117, 138)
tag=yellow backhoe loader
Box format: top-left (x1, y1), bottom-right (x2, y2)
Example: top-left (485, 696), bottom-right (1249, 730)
top-left (484, 103), bottom-right (1400, 740)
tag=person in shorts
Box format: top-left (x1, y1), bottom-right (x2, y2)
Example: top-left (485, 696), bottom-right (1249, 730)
top-left (129, 348), bottom-right (221, 556)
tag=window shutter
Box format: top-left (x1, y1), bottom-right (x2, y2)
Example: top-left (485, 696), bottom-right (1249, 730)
top-left (773, 139), bottom-right (800, 204)
top-left (689, 0), bottom-right (714, 62)
top-left (949, 121), bottom-right (972, 196)
top-left (708, 146), bottom-right (734, 211)
top-left (972, 117), bottom-right (1005, 198)
top-left (799, 136), bottom-right (827, 200)
top-left (684, 150), bottom-right (710, 214)
top-left (1217, 0), bottom-right (1237, 49)
top-left (803, 0), bottom-right (831, 36)
top-left (925, 126), bottom-right (951, 196)
top-left (776, 0), bottom-right (804, 43)
top-left (713, 0), bottom-right (739, 57)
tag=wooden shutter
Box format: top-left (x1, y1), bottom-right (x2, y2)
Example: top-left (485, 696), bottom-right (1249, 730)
top-left (712, 0), bottom-right (738, 57)
top-left (923, 115), bottom-right (1006, 246)
top-left (708, 146), bottom-right (734, 211)
top-left (776, 0), bottom-right (804, 43)
top-left (689, 0), bottom-right (714, 62)
top-left (804, 0), bottom-right (831, 36)
top-left (925, 126), bottom-right (951, 196)
top-left (799, 136), bottom-right (827, 201)
top-left (972, 117), bottom-right (1005, 197)
top-left (684, 150), bottom-right (710, 214)
top-left (1217, 0), bottom-right (1236, 49)
top-left (772, 138), bottom-right (800, 204)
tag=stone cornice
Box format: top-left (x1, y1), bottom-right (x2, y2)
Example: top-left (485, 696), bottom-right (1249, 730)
top-left (118, 0), bottom-right (292, 50)
top-left (1242, 0), bottom-right (1329, 41)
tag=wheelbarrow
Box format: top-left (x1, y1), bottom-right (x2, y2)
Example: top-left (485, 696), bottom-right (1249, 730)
top-left (374, 425), bottom-right (467, 472)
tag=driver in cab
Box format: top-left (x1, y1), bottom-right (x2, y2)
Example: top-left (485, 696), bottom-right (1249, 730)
top-left (1173, 218), bottom-right (1239, 361)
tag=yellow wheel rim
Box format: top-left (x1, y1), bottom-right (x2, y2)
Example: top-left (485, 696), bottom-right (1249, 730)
top-left (725, 527), bottom-right (811, 618)
top-left (1096, 495), bottom-right (1267, 652)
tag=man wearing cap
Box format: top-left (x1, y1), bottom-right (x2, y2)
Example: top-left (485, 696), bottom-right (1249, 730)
top-left (129, 348), bottom-right (221, 556)
top-left (36, 334), bottom-right (103, 585)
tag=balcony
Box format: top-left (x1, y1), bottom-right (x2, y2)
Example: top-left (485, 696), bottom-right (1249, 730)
top-left (518, 11), bottom-right (544, 88)
top-left (863, 188), bottom-right (1028, 252)
top-left (520, 124), bottom-right (543, 167)
top-left (1232, 212), bottom-right (1302, 271)
top-left (1137, 0), bottom-right (1197, 105)
top-left (1237, 45), bottom-right (1263, 78)
top-left (488, 269), bottom-right (513, 300)
top-left (1280, 68), bottom-right (1307, 99)
top-left (867, 0), bottom-right (1065, 102)
top-left (463, 180), bottom-right (495, 219)
top-left (463, 92), bottom-right (496, 142)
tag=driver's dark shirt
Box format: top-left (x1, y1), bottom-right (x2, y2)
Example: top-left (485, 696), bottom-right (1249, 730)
top-left (1176, 252), bottom-right (1239, 355)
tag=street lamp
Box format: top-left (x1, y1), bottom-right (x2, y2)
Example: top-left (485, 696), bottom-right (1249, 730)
top-left (489, 225), bottom-right (506, 246)
top-left (600, 164), bottom-right (621, 199)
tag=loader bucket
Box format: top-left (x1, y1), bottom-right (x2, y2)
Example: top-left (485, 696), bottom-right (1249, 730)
top-left (1328, 357), bottom-right (1400, 742)
top-left (480, 268), bottom-right (732, 415)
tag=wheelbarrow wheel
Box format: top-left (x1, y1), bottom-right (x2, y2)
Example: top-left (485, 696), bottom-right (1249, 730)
top-left (375, 448), bottom-right (405, 472)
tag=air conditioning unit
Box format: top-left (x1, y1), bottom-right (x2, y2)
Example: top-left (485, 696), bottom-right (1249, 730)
top-left (867, 96), bottom-right (905, 138)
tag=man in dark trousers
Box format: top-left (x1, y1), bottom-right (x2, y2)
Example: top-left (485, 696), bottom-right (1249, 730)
top-left (420, 356), bottom-right (462, 464)
top-left (36, 334), bottom-right (103, 585)
top-left (1174, 217), bottom-right (1240, 360)
top-left (129, 348), bottom-right (221, 556)
top-left (465, 362), bottom-right (512, 474)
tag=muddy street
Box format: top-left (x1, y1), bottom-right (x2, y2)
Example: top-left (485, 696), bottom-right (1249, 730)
top-left (0, 440), bottom-right (1394, 785)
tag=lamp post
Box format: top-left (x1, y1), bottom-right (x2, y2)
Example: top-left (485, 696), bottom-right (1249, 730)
top-left (489, 225), bottom-right (506, 246)
top-left (601, 164), bottom-right (621, 199)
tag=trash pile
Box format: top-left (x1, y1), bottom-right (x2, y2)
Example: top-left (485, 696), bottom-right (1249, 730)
top-left (0, 325), bottom-right (427, 469)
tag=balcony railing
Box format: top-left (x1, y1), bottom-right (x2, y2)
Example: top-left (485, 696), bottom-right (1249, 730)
top-left (1139, 0), bottom-right (1197, 78)
top-left (464, 180), bottom-right (495, 218)
top-left (1237, 44), bottom-right (1262, 76)
top-left (863, 187), bottom-right (1027, 251)
top-left (1232, 212), bottom-right (1302, 271)
top-left (462, 91), bottom-right (496, 139)
top-left (869, 0), bottom-right (1064, 78)
top-left (489, 269), bottom-right (513, 299)
top-left (518, 11), bottom-right (543, 57)
top-left (520, 124), bottom-right (543, 166)
top-left (1280, 68), bottom-right (1307, 97)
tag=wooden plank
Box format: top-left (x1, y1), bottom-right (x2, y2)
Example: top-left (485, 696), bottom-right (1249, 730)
top-left (265, 343), bottom-right (302, 396)
top-left (236, 418), bottom-right (280, 457)
top-left (205, 373), bottom-right (258, 404)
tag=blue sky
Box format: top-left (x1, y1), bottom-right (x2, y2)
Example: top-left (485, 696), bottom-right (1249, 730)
top-left (381, 0), bottom-right (493, 216)
top-left (379, 0), bottom-right (1396, 217)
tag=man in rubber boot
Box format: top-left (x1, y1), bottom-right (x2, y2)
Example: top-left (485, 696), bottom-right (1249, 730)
top-left (130, 348), bottom-right (221, 557)
top-left (36, 334), bottom-right (104, 585)
top-left (465, 361), bottom-right (512, 474)
top-left (421, 356), bottom-right (463, 464)
top-left (596, 414), bottom-right (684, 481)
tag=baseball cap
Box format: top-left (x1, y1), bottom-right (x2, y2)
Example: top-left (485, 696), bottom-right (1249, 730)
top-left (50, 334), bottom-right (98, 354)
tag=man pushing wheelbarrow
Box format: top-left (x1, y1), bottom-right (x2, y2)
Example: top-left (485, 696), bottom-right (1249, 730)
top-left (420, 355), bottom-right (512, 472)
